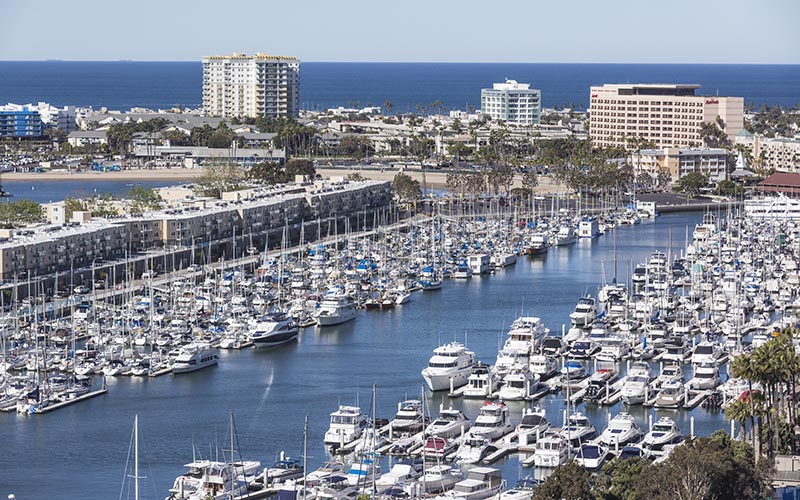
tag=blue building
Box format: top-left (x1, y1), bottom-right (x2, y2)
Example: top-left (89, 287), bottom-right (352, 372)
top-left (0, 107), bottom-right (43, 138)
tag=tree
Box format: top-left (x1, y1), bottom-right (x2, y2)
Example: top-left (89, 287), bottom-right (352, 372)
top-left (521, 170), bottom-right (539, 196)
top-left (676, 172), bottom-right (709, 198)
top-left (531, 462), bottom-right (593, 500)
top-left (247, 161), bottom-right (284, 185)
top-left (0, 199), bottom-right (44, 228)
top-left (193, 163), bottom-right (245, 197)
top-left (208, 123), bottom-right (235, 149)
top-left (346, 172), bottom-right (368, 182)
top-left (593, 457), bottom-right (655, 500)
top-left (126, 186), bottom-right (162, 215)
top-left (383, 100), bottom-right (393, 114)
top-left (392, 172), bottom-right (421, 202)
top-left (284, 158), bottom-right (316, 179)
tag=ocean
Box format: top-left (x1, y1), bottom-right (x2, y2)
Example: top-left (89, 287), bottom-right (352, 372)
top-left (0, 61), bottom-right (798, 112)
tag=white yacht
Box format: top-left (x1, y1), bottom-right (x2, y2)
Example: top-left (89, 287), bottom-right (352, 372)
top-left (691, 341), bottom-right (724, 365)
top-left (642, 416), bottom-right (684, 451)
top-left (503, 316), bottom-right (550, 356)
top-left (249, 311), bottom-right (298, 348)
top-left (438, 467), bottom-right (503, 500)
top-left (375, 460), bottom-right (423, 492)
top-left (559, 412), bottom-right (595, 445)
top-left (389, 400), bottom-right (426, 434)
top-left (425, 407), bottom-right (470, 438)
top-left (656, 363), bottom-right (684, 386)
top-left (687, 363), bottom-right (721, 391)
top-left (314, 291), bottom-right (357, 326)
top-left (516, 407), bottom-right (550, 450)
top-left (744, 194), bottom-right (800, 220)
top-left (560, 360), bottom-right (587, 380)
top-left (620, 362), bottom-right (653, 405)
top-left (421, 464), bottom-right (461, 494)
top-left (454, 433), bottom-right (491, 464)
top-left (574, 443), bottom-right (609, 470)
top-left (498, 368), bottom-right (545, 401)
top-left (171, 343), bottom-right (220, 374)
top-left (569, 296), bottom-right (597, 327)
top-left (324, 405), bottom-right (367, 451)
top-left (654, 380), bottom-right (686, 409)
top-left (463, 363), bottom-right (500, 398)
top-left (166, 459), bottom-right (260, 500)
top-left (468, 402), bottom-right (513, 441)
top-left (422, 436), bottom-right (459, 460)
top-left (540, 337), bottom-right (569, 357)
top-left (491, 348), bottom-right (527, 378)
top-left (345, 454), bottom-right (381, 488)
top-left (421, 342), bottom-right (476, 392)
top-left (531, 432), bottom-right (571, 467)
top-left (595, 337), bottom-right (630, 362)
top-left (598, 412), bottom-right (642, 448)
top-left (529, 354), bottom-right (558, 380)
top-left (555, 224), bottom-right (577, 246)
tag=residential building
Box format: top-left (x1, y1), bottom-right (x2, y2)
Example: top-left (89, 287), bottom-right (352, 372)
top-left (734, 130), bottom-right (800, 172)
top-left (202, 52), bottom-right (300, 119)
top-left (1, 179), bottom-right (392, 281)
top-left (631, 148), bottom-right (729, 181)
top-left (589, 84), bottom-right (744, 149)
top-left (67, 130), bottom-right (108, 147)
top-left (0, 105), bottom-right (43, 138)
top-left (480, 80), bottom-right (541, 125)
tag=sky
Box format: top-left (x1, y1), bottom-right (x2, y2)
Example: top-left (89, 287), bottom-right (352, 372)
top-left (1, 0), bottom-right (799, 64)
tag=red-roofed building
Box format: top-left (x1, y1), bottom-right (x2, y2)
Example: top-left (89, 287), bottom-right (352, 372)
top-left (759, 173), bottom-right (800, 197)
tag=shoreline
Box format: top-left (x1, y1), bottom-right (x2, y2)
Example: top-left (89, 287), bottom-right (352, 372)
top-left (3, 168), bottom-right (203, 182)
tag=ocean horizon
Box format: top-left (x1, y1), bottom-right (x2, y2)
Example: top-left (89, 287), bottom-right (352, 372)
top-left (1, 61), bottom-right (798, 112)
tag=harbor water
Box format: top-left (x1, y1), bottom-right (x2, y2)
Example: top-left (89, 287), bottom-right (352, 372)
top-left (0, 211), bottom-right (730, 499)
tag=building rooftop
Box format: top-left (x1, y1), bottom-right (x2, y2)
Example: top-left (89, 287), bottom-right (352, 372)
top-left (203, 52), bottom-right (298, 61)
top-left (490, 80), bottom-right (532, 91)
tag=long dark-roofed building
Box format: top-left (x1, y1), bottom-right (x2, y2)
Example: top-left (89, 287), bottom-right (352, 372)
top-left (758, 172), bottom-right (800, 197)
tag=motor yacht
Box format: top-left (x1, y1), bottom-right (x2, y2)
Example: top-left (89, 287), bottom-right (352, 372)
top-left (690, 341), bottom-right (725, 365)
top-left (425, 407), bottom-right (470, 438)
top-left (567, 339), bottom-right (600, 359)
top-left (468, 402), bottom-right (513, 440)
top-left (491, 348), bottom-right (527, 378)
top-left (264, 457), bottom-right (304, 486)
top-left (569, 296), bottom-right (597, 327)
top-left (375, 459), bottom-right (423, 492)
top-left (463, 363), bottom-right (500, 398)
top-left (595, 337), bottom-right (630, 362)
top-left (574, 443), bottom-right (609, 470)
top-left (171, 343), bottom-right (219, 374)
top-left (540, 337), bottom-right (569, 357)
top-left (516, 407), bottom-right (550, 450)
top-left (314, 291), bottom-right (357, 326)
top-left (421, 342), bottom-right (476, 392)
top-left (422, 436), bottom-right (459, 460)
top-left (617, 445), bottom-right (651, 461)
top-left (454, 433), bottom-right (491, 464)
top-left (654, 380), bottom-right (686, 409)
top-left (389, 400), bottom-right (426, 435)
top-left (559, 412), bottom-right (596, 445)
top-left (438, 467), bottom-right (503, 500)
top-left (498, 368), bottom-right (543, 401)
top-left (620, 363), bottom-right (653, 405)
top-left (656, 363), bottom-right (684, 386)
top-left (345, 453), bottom-right (381, 488)
top-left (420, 464), bottom-right (461, 494)
top-left (305, 460), bottom-right (345, 485)
top-left (561, 360), bottom-right (587, 380)
top-left (555, 224), bottom-right (577, 246)
top-left (582, 368), bottom-right (618, 403)
top-left (249, 311), bottom-right (298, 348)
top-left (687, 363), bottom-right (721, 391)
top-left (166, 459), bottom-right (260, 500)
top-left (529, 354), bottom-right (558, 380)
top-left (324, 405), bottom-right (367, 451)
top-left (642, 417), bottom-right (684, 451)
top-left (503, 316), bottom-right (550, 356)
top-left (598, 412), bottom-right (642, 448)
top-left (531, 432), bottom-right (571, 467)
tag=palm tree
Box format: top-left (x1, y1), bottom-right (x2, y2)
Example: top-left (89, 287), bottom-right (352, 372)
top-left (730, 353), bottom-right (759, 455)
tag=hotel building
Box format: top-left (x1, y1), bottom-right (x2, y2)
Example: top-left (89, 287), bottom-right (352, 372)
top-left (630, 148), bottom-right (729, 181)
top-left (481, 80), bottom-right (541, 125)
top-left (589, 84), bottom-right (744, 149)
top-left (202, 52), bottom-right (300, 119)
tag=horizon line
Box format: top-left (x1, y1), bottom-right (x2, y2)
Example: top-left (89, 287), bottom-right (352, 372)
top-left (2, 59), bottom-right (800, 66)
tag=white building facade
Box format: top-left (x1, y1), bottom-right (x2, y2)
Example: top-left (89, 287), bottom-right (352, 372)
top-left (480, 80), bottom-right (541, 125)
top-left (589, 84), bottom-right (744, 149)
top-left (202, 52), bottom-right (300, 119)
top-left (632, 147), bottom-right (729, 181)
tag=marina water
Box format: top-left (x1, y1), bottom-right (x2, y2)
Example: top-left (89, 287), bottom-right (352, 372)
top-left (0, 211), bottom-right (732, 499)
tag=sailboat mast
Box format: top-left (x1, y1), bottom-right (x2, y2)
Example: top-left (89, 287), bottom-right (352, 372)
top-left (135, 414), bottom-right (139, 500)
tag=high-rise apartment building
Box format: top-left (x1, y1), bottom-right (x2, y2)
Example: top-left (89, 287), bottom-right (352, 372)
top-left (202, 52), bottom-right (300, 119)
top-left (481, 80), bottom-right (541, 125)
top-left (589, 84), bottom-right (743, 149)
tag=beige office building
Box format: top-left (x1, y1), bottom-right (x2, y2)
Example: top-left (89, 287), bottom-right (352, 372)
top-left (589, 84), bottom-right (744, 149)
top-left (202, 52), bottom-right (300, 118)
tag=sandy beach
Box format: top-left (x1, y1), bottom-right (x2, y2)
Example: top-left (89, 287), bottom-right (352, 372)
top-left (3, 168), bottom-right (204, 182)
top-left (3, 167), bottom-right (565, 194)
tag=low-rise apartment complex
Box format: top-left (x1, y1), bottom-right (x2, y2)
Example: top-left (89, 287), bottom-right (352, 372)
top-left (589, 84), bottom-right (744, 149)
top-left (0, 180), bottom-right (392, 281)
top-left (735, 131), bottom-right (800, 173)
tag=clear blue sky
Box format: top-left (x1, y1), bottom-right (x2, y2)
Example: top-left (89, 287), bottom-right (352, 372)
top-left (2, 0), bottom-right (798, 63)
